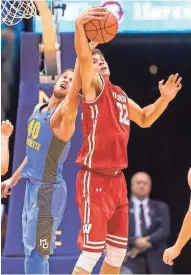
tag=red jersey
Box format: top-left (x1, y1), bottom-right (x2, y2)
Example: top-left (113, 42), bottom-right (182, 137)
top-left (76, 78), bottom-right (130, 173)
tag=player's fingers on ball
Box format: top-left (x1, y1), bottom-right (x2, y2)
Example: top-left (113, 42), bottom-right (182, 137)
top-left (90, 11), bottom-right (107, 17)
top-left (91, 6), bottom-right (107, 12)
top-left (88, 15), bottom-right (105, 21)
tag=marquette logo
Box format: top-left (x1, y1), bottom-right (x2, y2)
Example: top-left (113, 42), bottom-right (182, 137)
top-left (40, 239), bottom-right (49, 249)
top-left (26, 138), bottom-right (41, 150)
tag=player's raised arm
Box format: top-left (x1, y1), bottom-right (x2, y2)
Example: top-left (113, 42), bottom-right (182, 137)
top-left (163, 168), bottom-right (191, 266)
top-left (128, 74), bottom-right (182, 128)
top-left (1, 120), bottom-right (14, 175)
top-left (51, 42), bottom-right (98, 142)
top-left (75, 6), bottom-right (106, 101)
top-left (60, 41), bottom-right (99, 120)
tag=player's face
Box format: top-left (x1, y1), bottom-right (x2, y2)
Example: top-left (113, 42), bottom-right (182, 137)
top-left (53, 71), bottom-right (74, 99)
top-left (92, 54), bottom-right (110, 77)
top-left (131, 173), bottom-right (151, 199)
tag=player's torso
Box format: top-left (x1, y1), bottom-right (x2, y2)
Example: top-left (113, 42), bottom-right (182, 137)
top-left (21, 103), bottom-right (70, 183)
top-left (76, 78), bottom-right (130, 172)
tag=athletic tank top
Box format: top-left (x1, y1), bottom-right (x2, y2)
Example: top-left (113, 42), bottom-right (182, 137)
top-left (21, 103), bottom-right (70, 183)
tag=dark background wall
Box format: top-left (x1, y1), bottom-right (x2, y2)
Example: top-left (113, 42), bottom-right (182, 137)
top-left (99, 34), bottom-right (191, 273)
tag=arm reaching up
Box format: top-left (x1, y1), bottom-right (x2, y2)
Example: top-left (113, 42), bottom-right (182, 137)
top-left (51, 41), bottom-right (98, 142)
top-left (75, 6), bottom-right (106, 101)
top-left (129, 74), bottom-right (182, 128)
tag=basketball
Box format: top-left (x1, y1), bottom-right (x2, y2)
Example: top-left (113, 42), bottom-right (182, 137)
top-left (84, 10), bottom-right (118, 44)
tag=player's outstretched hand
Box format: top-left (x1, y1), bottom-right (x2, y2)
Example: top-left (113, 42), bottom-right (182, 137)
top-left (89, 41), bottom-right (99, 51)
top-left (163, 246), bottom-right (180, 266)
top-left (159, 73), bottom-right (182, 102)
top-left (1, 120), bottom-right (14, 137)
top-left (76, 6), bottom-right (107, 26)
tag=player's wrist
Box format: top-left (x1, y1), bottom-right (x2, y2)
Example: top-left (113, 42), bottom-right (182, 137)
top-left (75, 18), bottom-right (85, 27)
top-left (173, 243), bottom-right (182, 254)
top-left (160, 94), bottom-right (171, 104)
top-left (11, 175), bottom-right (20, 186)
top-left (1, 135), bottom-right (10, 140)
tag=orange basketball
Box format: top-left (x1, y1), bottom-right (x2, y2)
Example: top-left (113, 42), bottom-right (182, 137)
top-left (84, 11), bottom-right (118, 44)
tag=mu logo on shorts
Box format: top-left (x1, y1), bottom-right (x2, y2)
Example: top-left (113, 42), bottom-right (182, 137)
top-left (40, 238), bottom-right (49, 249)
top-left (83, 223), bottom-right (92, 234)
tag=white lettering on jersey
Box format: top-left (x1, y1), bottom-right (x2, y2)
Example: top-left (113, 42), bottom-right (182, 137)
top-left (112, 92), bottom-right (127, 103)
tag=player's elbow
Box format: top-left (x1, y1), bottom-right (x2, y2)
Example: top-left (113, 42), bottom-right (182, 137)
top-left (140, 118), bottom-right (152, 128)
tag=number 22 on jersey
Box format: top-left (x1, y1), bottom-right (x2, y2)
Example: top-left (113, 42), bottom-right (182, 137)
top-left (116, 102), bottom-right (130, 125)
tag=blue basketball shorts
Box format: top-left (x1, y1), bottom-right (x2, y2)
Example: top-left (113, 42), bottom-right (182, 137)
top-left (22, 179), bottom-right (67, 256)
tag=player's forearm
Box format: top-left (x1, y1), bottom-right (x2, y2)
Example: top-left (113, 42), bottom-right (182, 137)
top-left (61, 59), bottom-right (81, 122)
top-left (142, 96), bottom-right (169, 127)
top-left (64, 58), bottom-right (81, 113)
top-left (1, 136), bottom-right (10, 175)
top-left (75, 22), bottom-right (92, 61)
top-left (174, 210), bottom-right (191, 252)
top-left (11, 156), bottom-right (28, 184)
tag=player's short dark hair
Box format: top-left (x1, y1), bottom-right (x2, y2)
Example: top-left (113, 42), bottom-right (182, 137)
top-left (92, 48), bottom-right (104, 57)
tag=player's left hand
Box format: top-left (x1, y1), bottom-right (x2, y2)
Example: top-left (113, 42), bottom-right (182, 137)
top-left (159, 73), bottom-right (182, 102)
top-left (163, 245), bottom-right (181, 266)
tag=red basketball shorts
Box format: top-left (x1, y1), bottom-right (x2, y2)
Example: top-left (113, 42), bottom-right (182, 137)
top-left (76, 167), bottom-right (128, 252)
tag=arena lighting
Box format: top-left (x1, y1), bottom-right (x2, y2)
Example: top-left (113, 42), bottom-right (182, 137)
top-left (149, 65), bottom-right (158, 75)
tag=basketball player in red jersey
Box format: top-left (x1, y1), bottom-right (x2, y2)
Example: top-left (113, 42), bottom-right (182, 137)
top-left (163, 168), bottom-right (191, 266)
top-left (73, 6), bottom-right (182, 275)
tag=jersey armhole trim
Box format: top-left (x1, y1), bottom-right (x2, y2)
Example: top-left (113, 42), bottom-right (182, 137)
top-left (82, 74), bottom-right (105, 104)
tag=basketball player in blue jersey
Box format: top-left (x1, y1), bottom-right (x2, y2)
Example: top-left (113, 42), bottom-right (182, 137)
top-left (1, 65), bottom-right (78, 274)
top-left (1, 41), bottom-right (98, 274)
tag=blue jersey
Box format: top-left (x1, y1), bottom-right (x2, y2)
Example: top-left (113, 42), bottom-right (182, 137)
top-left (21, 103), bottom-right (70, 183)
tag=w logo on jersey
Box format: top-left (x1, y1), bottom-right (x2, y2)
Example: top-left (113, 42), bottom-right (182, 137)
top-left (83, 223), bottom-right (92, 234)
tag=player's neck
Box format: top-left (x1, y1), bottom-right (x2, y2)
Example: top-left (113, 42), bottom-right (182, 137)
top-left (48, 96), bottom-right (62, 110)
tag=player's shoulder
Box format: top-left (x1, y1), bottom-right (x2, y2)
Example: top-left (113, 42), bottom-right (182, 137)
top-left (32, 103), bottom-right (44, 114)
top-left (114, 85), bottom-right (128, 98)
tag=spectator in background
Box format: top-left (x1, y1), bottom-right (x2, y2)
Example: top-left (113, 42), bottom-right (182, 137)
top-left (1, 120), bottom-right (14, 176)
top-left (122, 172), bottom-right (172, 274)
top-left (1, 27), bottom-right (15, 120)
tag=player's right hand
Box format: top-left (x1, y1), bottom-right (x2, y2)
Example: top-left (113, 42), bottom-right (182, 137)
top-left (76, 6), bottom-right (107, 25)
top-left (163, 245), bottom-right (181, 265)
top-left (1, 178), bottom-right (15, 198)
top-left (1, 120), bottom-right (14, 137)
